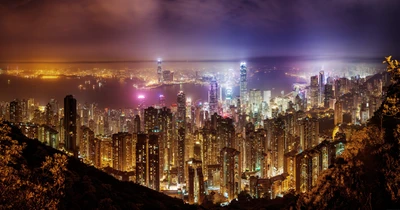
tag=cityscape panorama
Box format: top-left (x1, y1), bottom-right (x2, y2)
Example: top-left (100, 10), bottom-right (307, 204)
top-left (1, 0), bottom-right (400, 209)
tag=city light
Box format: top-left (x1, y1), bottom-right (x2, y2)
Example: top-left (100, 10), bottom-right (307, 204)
top-left (0, 1), bottom-right (396, 208)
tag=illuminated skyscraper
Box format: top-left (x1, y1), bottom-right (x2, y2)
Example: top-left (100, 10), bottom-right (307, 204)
top-left (319, 71), bottom-right (325, 105)
top-left (324, 84), bottom-right (334, 108)
top-left (225, 86), bottom-right (233, 101)
top-left (80, 126), bottom-right (94, 161)
top-left (334, 100), bottom-right (343, 125)
top-left (220, 147), bottom-right (241, 201)
top-left (240, 62), bottom-right (248, 106)
top-left (143, 106), bottom-right (173, 182)
top-left (177, 127), bottom-right (185, 184)
top-left (112, 132), bottom-right (133, 172)
top-left (157, 59), bottom-right (163, 83)
top-left (249, 89), bottom-right (262, 118)
top-left (144, 107), bottom-right (158, 133)
top-left (9, 99), bottom-right (22, 123)
top-left (177, 91), bottom-right (186, 128)
top-left (136, 134), bottom-right (147, 186)
top-left (64, 95), bottom-right (77, 158)
top-left (135, 133), bottom-right (160, 191)
top-left (148, 134), bottom-right (160, 191)
top-left (310, 76), bottom-right (319, 108)
top-left (134, 114), bottom-right (141, 133)
top-left (299, 117), bottom-right (319, 150)
top-left (209, 78), bottom-right (218, 115)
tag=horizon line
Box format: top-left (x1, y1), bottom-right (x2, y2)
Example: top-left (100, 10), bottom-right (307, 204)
top-left (0, 55), bottom-right (393, 64)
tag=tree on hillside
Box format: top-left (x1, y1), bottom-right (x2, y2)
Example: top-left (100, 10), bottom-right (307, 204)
top-left (296, 57), bottom-right (400, 209)
top-left (0, 121), bottom-right (68, 209)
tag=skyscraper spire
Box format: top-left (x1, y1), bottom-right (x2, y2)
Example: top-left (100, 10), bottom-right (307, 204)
top-left (209, 77), bottom-right (218, 115)
top-left (157, 58), bottom-right (163, 84)
top-left (239, 62), bottom-right (248, 111)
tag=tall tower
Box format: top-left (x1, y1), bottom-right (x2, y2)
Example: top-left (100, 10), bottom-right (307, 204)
top-left (135, 133), bottom-right (160, 191)
top-left (310, 75), bottom-right (319, 108)
top-left (334, 100), bottom-right (343, 125)
top-left (240, 62), bottom-right (248, 105)
top-left (112, 132), bottom-right (133, 171)
top-left (177, 127), bottom-right (185, 184)
top-left (64, 95), bottom-right (77, 158)
top-left (209, 78), bottom-right (218, 115)
top-left (9, 99), bottom-right (22, 123)
top-left (157, 59), bottom-right (163, 84)
top-left (177, 91), bottom-right (186, 128)
top-left (318, 71), bottom-right (325, 106)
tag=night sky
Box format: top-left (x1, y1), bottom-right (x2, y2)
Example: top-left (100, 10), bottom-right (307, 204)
top-left (0, 0), bottom-right (399, 62)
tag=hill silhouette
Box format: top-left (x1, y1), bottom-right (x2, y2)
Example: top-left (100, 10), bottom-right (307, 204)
top-left (0, 122), bottom-right (195, 210)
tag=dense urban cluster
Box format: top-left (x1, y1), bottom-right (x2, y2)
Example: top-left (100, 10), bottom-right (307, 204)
top-left (0, 60), bottom-right (388, 205)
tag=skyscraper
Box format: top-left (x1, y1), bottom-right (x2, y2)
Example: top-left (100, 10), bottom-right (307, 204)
top-left (136, 134), bottom-right (147, 186)
top-left (240, 62), bottom-right (248, 107)
top-left (135, 133), bottom-right (160, 191)
top-left (9, 99), bottom-right (22, 123)
top-left (177, 91), bottom-right (186, 128)
top-left (318, 71), bottom-right (325, 105)
top-left (148, 134), bottom-right (160, 191)
top-left (220, 147), bottom-right (241, 201)
top-left (64, 95), bottom-right (77, 158)
top-left (310, 76), bottom-right (319, 108)
top-left (334, 100), bottom-right (343, 125)
top-left (209, 78), bottom-right (218, 115)
top-left (157, 59), bottom-right (163, 83)
top-left (177, 127), bottom-right (185, 184)
top-left (112, 132), bottom-right (133, 172)
top-left (324, 84), bottom-right (334, 108)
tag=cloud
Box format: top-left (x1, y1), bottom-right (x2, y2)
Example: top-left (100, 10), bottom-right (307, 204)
top-left (0, 0), bottom-right (398, 61)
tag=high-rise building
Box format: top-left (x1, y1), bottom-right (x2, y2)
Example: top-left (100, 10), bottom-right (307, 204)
top-left (157, 59), bottom-right (163, 83)
top-left (319, 71), bottom-right (325, 105)
top-left (240, 62), bottom-right (248, 107)
top-left (249, 89), bottom-right (262, 118)
top-left (310, 76), bottom-right (319, 108)
top-left (334, 100), bottom-right (343, 125)
top-left (209, 78), bottom-right (218, 115)
top-left (187, 160), bottom-right (205, 204)
top-left (177, 91), bottom-right (186, 128)
top-left (148, 134), bottom-right (160, 191)
top-left (80, 126), bottom-right (94, 161)
top-left (220, 147), bottom-right (241, 201)
top-left (225, 86), bottom-right (233, 101)
top-left (134, 114), bottom-right (141, 133)
top-left (177, 127), bottom-right (185, 184)
top-left (9, 99), bottom-right (22, 123)
top-left (64, 95), bottom-right (78, 157)
top-left (324, 84), bottom-right (334, 108)
top-left (264, 118), bottom-right (285, 177)
top-left (136, 134), bottom-right (147, 186)
top-left (299, 117), bottom-right (319, 150)
top-left (143, 106), bottom-right (173, 182)
top-left (163, 70), bottom-right (174, 82)
top-left (135, 133), bottom-right (160, 191)
top-left (144, 107), bottom-right (158, 133)
top-left (112, 132), bottom-right (133, 172)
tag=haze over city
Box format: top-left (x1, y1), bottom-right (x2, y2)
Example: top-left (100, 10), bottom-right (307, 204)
top-left (0, 0), bottom-right (399, 62)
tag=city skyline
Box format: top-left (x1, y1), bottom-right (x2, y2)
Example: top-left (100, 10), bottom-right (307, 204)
top-left (0, 0), bottom-right (399, 62)
top-left (1, 0), bottom-right (400, 208)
